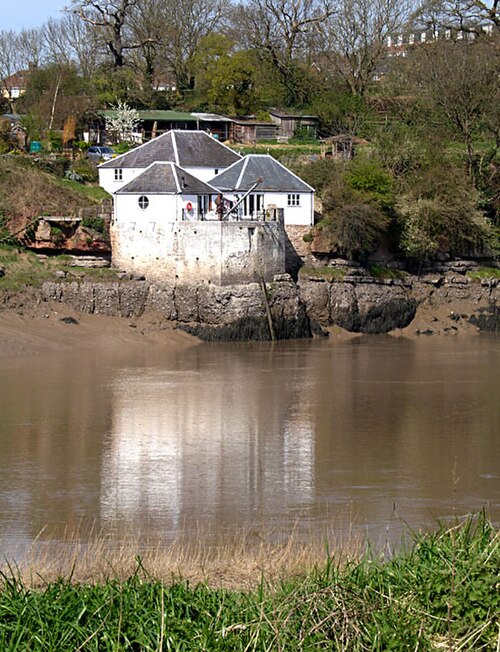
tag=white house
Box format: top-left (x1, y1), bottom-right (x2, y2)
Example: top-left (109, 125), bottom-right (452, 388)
top-left (111, 161), bottom-right (285, 285)
top-left (98, 129), bottom-right (242, 194)
top-left (208, 154), bottom-right (315, 226)
top-left (99, 131), bottom-right (315, 284)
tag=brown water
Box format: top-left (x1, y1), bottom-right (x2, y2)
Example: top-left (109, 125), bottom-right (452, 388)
top-left (1, 335), bottom-right (499, 557)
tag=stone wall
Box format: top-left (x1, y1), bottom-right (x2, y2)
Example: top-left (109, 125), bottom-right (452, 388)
top-left (111, 220), bottom-right (285, 286)
top-left (9, 272), bottom-right (497, 341)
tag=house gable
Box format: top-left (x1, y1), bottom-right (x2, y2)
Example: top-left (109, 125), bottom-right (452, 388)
top-left (116, 162), bottom-right (218, 196)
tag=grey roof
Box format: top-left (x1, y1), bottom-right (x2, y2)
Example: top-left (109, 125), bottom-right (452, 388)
top-left (209, 154), bottom-right (314, 193)
top-left (116, 162), bottom-right (219, 195)
top-left (100, 129), bottom-right (241, 169)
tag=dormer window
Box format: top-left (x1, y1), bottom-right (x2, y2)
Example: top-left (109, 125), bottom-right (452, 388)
top-left (138, 196), bottom-right (149, 210)
top-left (114, 168), bottom-right (123, 181)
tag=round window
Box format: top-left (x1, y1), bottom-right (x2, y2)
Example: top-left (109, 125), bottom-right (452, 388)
top-left (138, 196), bottom-right (149, 210)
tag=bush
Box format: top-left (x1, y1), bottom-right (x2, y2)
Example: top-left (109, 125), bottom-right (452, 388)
top-left (71, 159), bottom-right (98, 183)
top-left (319, 202), bottom-right (391, 259)
top-left (398, 166), bottom-right (492, 260)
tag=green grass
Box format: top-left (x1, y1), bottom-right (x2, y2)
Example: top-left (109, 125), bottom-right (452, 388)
top-left (0, 514), bottom-right (497, 651)
top-left (54, 177), bottom-right (111, 202)
top-left (0, 245), bottom-right (117, 291)
top-left (368, 264), bottom-right (408, 280)
top-left (467, 266), bottom-right (500, 281)
top-left (298, 265), bottom-right (347, 280)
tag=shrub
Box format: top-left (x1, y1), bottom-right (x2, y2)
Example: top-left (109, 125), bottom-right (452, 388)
top-left (319, 202), bottom-right (391, 259)
top-left (71, 159), bottom-right (98, 183)
top-left (398, 166), bottom-right (492, 260)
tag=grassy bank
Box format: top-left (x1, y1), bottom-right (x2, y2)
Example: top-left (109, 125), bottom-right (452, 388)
top-left (0, 513), bottom-right (498, 651)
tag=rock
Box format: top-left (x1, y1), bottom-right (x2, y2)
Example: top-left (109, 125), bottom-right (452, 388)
top-left (0, 266), bottom-right (5, 278)
top-left (60, 316), bottom-right (78, 325)
top-left (54, 270), bottom-right (66, 279)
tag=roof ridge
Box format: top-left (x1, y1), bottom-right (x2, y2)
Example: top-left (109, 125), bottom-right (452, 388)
top-left (172, 131), bottom-right (179, 165)
top-left (235, 157), bottom-right (249, 190)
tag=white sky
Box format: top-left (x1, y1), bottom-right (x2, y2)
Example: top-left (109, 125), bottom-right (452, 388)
top-left (3, 0), bottom-right (68, 31)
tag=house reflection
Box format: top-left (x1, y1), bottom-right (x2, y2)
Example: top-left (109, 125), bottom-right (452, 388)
top-left (100, 345), bottom-right (315, 536)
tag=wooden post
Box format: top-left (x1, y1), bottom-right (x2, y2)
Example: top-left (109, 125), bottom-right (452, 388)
top-left (260, 277), bottom-right (276, 341)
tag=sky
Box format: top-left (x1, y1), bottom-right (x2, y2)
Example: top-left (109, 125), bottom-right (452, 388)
top-left (3, 0), bottom-right (68, 31)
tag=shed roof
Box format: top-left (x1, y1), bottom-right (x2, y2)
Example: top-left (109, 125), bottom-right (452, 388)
top-left (209, 154), bottom-right (314, 193)
top-left (100, 130), bottom-right (241, 169)
top-left (116, 162), bottom-right (218, 195)
top-left (99, 109), bottom-right (197, 122)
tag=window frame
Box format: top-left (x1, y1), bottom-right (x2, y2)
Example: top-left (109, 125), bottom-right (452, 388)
top-left (287, 193), bottom-right (300, 207)
top-left (138, 195), bottom-right (149, 210)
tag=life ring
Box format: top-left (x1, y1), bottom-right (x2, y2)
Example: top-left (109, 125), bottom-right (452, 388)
top-left (186, 202), bottom-right (193, 211)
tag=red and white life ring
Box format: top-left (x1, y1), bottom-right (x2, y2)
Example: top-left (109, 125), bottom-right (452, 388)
top-left (186, 201), bottom-right (193, 211)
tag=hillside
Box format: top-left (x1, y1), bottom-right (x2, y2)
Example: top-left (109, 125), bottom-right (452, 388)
top-left (0, 155), bottom-right (110, 229)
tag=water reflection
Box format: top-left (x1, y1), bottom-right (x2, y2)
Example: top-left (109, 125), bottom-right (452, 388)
top-left (0, 335), bottom-right (498, 554)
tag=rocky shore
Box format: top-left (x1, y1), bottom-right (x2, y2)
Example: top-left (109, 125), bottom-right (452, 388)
top-left (0, 270), bottom-right (497, 352)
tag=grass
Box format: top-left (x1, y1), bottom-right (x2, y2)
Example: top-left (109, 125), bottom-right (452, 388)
top-left (467, 266), bottom-right (500, 281)
top-left (0, 513), bottom-right (497, 651)
top-left (0, 245), bottom-right (118, 291)
top-left (0, 157), bottom-right (108, 223)
top-left (368, 264), bottom-right (408, 280)
top-left (298, 265), bottom-right (347, 280)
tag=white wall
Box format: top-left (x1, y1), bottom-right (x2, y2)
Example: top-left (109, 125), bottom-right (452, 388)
top-left (99, 167), bottom-right (143, 194)
top-left (100, 165), bottom-right (228, 195)
top-left (223, 191), bottom-right (314, 226)
top-left (111, 220), bottom-right (285, 285)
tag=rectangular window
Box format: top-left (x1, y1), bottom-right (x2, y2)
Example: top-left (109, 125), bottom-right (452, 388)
top-left (114, 168), bottom-right (123, 181)
top-left (287, 194), bottom-right (300, 206)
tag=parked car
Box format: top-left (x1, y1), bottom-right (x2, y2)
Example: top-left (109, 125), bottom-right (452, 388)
top-left (87, 145), bottom-right (116, 161)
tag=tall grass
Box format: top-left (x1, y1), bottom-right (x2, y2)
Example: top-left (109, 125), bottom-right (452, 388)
top-left (0, 513), bottom-right (498, 651)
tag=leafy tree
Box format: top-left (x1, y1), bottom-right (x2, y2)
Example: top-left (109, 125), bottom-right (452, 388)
top-left (310, 157), bottom-right (395, 259)
top-left (398, 165), bottom-right (492, 259)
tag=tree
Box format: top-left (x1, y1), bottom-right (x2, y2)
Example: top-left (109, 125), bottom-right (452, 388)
top-left (105, 99), bottom-right (139, 142)
top-left (69, 0), bottom-right (153, 69)
top-left (311, 157), bottom-right (394, 259)
top-left (416, 0), bottom-right (499, 35)
top-left (154, 0), bottom-right (229, 94)
top-left (43, 14), bottom-right (102, 78)
top-left (193, 35), bottom-right (259, 114)
top-left (398, 165), bottom-right (492, 259)
top-left (318, 0), bottom-right (414, 98)
top-left (0, 31), bottom-right (25, 111)
top-left (407, 35), bottom-right (500, 175)
top-left (232, 0), bottom-right (334, 106)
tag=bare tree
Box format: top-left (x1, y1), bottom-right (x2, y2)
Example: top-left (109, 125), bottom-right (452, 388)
top-left (17, 29), bottom-right (46, 69)
top-left (154, 0), bottom-right (229, 93)
top-left (69, 0), bottom-right (154, 69)
top-left (233, 0), bottom-right (335, 104)
top-left (319, 0), bottom-right (414, 98)
top-left (0, 31), bottom-right (25, 111)
top-left (409, 35), bottom-right (500, 175)
top-left (415, 0), bottom-right (499, 34)
top-left (43, 14), bottom-right (102, 78)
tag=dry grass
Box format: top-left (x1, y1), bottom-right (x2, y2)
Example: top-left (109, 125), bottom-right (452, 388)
top-left (2, 521), bottom-right (363, 591)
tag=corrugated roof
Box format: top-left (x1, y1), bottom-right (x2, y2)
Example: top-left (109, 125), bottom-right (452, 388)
top-left (99, 109), bottom-right (197, 122)
top-left (209, 154), bottom-right (314, 193)
top-left (116, 162), bottom-right (219, 195)
top-left (100, 130), bottom-right (241, 169)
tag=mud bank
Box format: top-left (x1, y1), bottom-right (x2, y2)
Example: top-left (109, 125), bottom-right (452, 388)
top-left (0, 273), bottom-right (497, 350)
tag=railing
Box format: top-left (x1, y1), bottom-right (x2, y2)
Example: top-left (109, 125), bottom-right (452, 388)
top-left (181, 208), bottom-right (282, 222)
